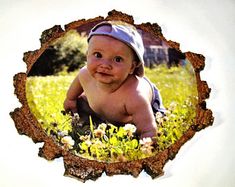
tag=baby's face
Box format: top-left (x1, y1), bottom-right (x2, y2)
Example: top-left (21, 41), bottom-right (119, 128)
top-left (87, 35), bottom-right (136, 85)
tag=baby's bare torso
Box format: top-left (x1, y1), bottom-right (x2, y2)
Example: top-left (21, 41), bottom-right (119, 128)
top-left (79, 69), bottom-right (152, 124)
top-left (85, 83), bottom-right (132, 123)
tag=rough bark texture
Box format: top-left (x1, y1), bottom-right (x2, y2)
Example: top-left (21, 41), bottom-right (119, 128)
top-left (10, 10), bottom-right (214, 182)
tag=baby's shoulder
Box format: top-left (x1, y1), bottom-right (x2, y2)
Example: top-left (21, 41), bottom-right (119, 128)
top-left (131, 76), bottom-right (152, 93)
top-left (78, 66), bottom-right (90, 81)
top-left (79, 66), bottom-right (88, 75)
top-left (123, 76), bottom-right (152, 102)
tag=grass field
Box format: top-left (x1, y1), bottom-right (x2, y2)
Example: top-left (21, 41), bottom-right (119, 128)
top-left (26, 63), bottom-right (198, 162)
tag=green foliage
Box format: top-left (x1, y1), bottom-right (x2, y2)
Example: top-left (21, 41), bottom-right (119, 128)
top-left (75, 121), bottom-right (151, 162)
top-left (26, 64), bottom-right (198, 162)
top-left (52, 30), bottom-right (88, 74)
top-left (28, 30), bottom-right (88, 76)
top-left (53, 30), bottom-right (88, 58)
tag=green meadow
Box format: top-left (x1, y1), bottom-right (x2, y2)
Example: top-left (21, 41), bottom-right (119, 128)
top-left (26, 63), bottom-right (198, 162)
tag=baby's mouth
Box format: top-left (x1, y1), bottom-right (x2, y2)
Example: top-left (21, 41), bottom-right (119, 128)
top-left (96, 71), bottom-right (112, 77)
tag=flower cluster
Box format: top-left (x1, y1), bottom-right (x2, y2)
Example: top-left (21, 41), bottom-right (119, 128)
top-left (61, 136), bottom-right (75, 149)
top-left (71, 113), bottom-right (81, 127)
top-left (154, 100), bottom-right (196, 151)
top-left (94, 123), bottom-right (107, 138)
top-left (74, 122), bottom-right (155, 162)
top-left (123, 123), bottom-right (137, 137)
top-left (48, 99), bottom-right (196, 162)
top-left (139, 137), bottom-right (154, 155)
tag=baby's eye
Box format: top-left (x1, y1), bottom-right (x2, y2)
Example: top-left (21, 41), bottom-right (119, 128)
top-left (94, 52), bottom-right (102, 58)
top-left (114, 56), bottom-right (123, 63)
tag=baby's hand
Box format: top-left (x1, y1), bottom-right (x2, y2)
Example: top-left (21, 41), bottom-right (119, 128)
top-left (63, 98), bottom-right (77, 113)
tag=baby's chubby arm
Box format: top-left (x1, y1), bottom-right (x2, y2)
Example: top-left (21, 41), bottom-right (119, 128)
top-left (125, 93), bottom-right (157, 140)
top-left (63, 69), bottom-right (84, 113)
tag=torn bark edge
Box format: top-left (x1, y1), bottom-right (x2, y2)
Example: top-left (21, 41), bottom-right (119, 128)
top-left (10, 9), bottom-right (214, 182)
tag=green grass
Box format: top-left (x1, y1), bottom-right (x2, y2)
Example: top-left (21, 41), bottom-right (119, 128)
top-left (26, 75), bottom-right (74, 133)
top-left (26, 63), bottom-right (198, 162)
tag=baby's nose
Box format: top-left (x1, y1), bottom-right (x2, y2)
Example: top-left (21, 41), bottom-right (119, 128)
top-left (100, 59), bottom-right (112, 68)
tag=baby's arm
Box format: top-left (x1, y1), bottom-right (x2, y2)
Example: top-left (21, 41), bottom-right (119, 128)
top-left (126, 95), bottom-right (157, 140)
top-left (64, 71), bottom-right (84, 113)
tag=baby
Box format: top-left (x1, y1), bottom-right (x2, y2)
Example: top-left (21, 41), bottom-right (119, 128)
top-left (64, 21), bottom-right (165, 140)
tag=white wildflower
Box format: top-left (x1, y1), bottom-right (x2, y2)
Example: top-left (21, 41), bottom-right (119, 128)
top-left (61, 136), bottom-right (75, 149)
top-left (72, 113), bottom-right (80, 121)
top-left (165, 109), bottom-right (171, 116)
top-left (74, 113), bottom-right (80, 118)
top-left (123, 123), bottom-right (136, 137)
top-left (140, 146), bottom-right (153, 155)
top-left (139, 137), bottom-right (154, 155)
top-left (98, 123), bottom-right (107, 131)
top-left (156, 117), bottom-right (163, 124)
top-left (169, 102), bottom-right (177, 111)
top-left (155, 112), bottom-right (163, 119)
top-left (155, 112), bottom-right (164, 124)
top-left (94, 128), bottom-right (106, 138)
top-left (139, 137), bottom-right (153, 146)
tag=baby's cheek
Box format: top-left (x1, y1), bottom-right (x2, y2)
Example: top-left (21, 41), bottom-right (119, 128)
top-left (87, 61), bottom-right (96, 71)
top-left (88, 59), bottom-right (99, 68)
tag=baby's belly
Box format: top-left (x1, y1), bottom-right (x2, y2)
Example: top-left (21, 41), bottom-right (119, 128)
top-left (90, 103), bottom-right (132, 125)
top-left (102, 112), bottom-right (133, 125)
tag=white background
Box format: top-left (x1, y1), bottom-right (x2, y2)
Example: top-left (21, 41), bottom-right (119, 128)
top-left (1, 0), bottom-right (235, 186)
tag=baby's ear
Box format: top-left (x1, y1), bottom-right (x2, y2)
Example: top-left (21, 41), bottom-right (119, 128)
top-left (130, 60), bottom-right (137, 74)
